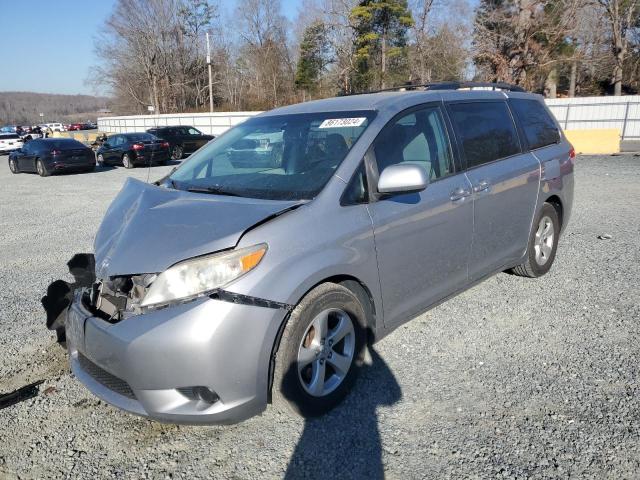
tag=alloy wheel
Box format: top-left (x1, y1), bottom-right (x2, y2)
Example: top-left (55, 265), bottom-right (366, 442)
top-left (296, 308), bottom-right (355, 397)
top-left (9, 159), bottom-right (18, 173)
top-left (534, 215), bottom-right (554, 266)
top-left (171, 145), bottom-right (183, 160)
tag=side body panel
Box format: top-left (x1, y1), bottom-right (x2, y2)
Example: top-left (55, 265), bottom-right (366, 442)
top-left (465, 152), bottom-right (541, 279)
top-left (367, 174), bottom-right (474, 326)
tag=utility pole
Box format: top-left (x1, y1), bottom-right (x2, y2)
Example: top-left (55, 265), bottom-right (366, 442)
top-left (206, 32), bottom-right (213, 113)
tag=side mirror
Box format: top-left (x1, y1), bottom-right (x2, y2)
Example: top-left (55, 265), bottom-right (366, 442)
top-left (377, 164), bottom-right (429, 195)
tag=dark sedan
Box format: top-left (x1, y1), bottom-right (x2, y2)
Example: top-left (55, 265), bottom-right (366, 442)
top-left (8, 138), bottom-right (95, 176)
top-left (146, 126), bottom-right (214, 160)
top-left (96, 133), bottom-right (170, 168)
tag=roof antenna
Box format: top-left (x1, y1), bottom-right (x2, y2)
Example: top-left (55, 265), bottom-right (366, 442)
top-left (146, 104), bottom-right (157, 183)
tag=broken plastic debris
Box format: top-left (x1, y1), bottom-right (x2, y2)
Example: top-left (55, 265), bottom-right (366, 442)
top-left (0, 380), bottom-right (44, 410)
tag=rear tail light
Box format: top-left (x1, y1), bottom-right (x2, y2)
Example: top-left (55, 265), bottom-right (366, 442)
top-left (132, 143), bottom-right (145, 151)
top-left (569, 147), bottom-right (575, 159)
top-left (161, 141), bottom-right (170, 148)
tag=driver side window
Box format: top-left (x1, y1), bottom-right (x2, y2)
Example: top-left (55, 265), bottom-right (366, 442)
top-left (373, 106), bottom-right (453, 181)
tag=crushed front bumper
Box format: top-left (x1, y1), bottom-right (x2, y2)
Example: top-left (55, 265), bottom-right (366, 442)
top-left (67, 289), bottom-right (287, 424)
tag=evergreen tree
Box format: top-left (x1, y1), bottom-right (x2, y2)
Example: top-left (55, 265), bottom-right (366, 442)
top-left (295, 22), bottom-right (331, 99)
top-left (350, 0), bottom-right (414, 91)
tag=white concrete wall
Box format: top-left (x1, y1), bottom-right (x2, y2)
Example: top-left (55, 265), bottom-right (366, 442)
top-left (97, 112), bottom-right (262, 136)
top-left (545, 96), bottom-right (640, 139)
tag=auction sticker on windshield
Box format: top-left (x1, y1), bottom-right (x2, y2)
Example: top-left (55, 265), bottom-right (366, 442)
top-left (318, 117), bottom-right (367, 129)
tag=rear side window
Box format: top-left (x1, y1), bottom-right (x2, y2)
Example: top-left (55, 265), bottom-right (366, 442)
top-left (447, 101), bottom-right (520, 168)
top-left (510, 98), bottom-right (560, 150)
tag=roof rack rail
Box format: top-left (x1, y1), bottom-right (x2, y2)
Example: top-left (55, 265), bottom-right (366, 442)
top-left (347, 81), bottom-right (525, 96)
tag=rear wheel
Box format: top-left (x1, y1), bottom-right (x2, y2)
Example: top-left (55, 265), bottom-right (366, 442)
top-left (36, 158), bottom-right (49, 177)
top-left (511, 203), bottom-right (560, 278)
top-left (96, 153), bottom-right (104, 167)
top-left (123, 153), bottom-right (134, 169)
top-left (9, 158), bottom-right (19, 173)
top-left (171, 145), bottom-right (183, 160)
top-left (273, 283), bottom-right (366, 417)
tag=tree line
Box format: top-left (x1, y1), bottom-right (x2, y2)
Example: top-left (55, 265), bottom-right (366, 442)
top-left (93, 0), bottom-right (640, 115)
top-left (0, 92), bottom-right (110, 125)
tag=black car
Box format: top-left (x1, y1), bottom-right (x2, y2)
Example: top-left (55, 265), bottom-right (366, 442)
top-left (96, 133), bottom-right (170, 168)
top-left (146, 126), bottom-right (214, 160)
top-left (8, 138), bottom-right (95, 177)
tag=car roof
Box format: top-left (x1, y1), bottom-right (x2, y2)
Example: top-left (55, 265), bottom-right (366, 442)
top-left (258, 89), bottom-right (544, 119)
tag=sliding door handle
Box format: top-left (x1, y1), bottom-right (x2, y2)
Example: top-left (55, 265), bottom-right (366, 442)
top-left (450, 187), bottom-right (472, 202)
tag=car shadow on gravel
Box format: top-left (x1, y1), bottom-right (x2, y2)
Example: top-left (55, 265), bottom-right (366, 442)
top-left (284, 348), bottom-right (401, 480)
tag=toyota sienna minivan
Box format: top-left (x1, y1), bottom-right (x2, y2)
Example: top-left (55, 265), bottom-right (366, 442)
top-left (65, 82), bottom-right (574, 424)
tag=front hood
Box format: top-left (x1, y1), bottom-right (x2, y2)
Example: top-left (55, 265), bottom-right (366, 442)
top-left (94, 178), bottom-right (299, 278)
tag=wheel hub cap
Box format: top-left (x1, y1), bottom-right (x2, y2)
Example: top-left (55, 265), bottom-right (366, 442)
top-left (534, 215), bottom-right (554, 266)
top-left (297, 308), bottom-right (355, 397)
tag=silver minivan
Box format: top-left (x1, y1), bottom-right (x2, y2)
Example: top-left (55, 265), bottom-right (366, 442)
top-left (65, 83), bottom-right (574, 424)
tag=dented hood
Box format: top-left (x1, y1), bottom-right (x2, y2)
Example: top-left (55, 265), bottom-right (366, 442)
top-left (94, 178), bottom-right (299, 278)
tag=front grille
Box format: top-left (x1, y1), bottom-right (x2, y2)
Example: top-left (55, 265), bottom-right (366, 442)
top-left (78, 354), bottom-right (136, 399)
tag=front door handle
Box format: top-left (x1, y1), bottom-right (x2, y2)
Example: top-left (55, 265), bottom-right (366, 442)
top-left (450, 187), bottom-right (472, 202)
top-left (473, 180), bottom-right (491, 193)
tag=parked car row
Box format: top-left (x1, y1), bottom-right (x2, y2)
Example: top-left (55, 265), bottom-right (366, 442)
top-left (3, 125), bottom-right (215, 176)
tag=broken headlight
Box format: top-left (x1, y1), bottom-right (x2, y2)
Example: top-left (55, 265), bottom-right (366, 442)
top-left (140, 244), bottom-right (267, 308)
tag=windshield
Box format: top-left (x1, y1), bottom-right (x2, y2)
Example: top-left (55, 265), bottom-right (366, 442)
top-left (169, 111), bottom-right (374, 201)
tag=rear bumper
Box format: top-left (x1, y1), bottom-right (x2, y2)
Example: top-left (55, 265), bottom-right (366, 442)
top-left (66, 289), bottom-right (287, 424)
top-left (134, 151), bottom-right (170, 165)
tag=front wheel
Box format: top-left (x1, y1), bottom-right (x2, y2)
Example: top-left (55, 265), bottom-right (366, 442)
top-left (511, 203), bottom-right (560, 278)
top-left (272, 283), bottom-right (366, 417)
top-left (96, 153), bottom-right (105, 166)
top-left (9, 158), bottom-right (19, 173)
top-left (123, 153), bottom-right (134, 169)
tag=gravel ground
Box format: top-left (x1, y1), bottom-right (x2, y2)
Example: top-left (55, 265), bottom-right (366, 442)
top-left (0, 154), bottom-right (639, 479)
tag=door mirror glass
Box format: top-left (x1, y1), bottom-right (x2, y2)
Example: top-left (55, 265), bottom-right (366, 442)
top-left (377, 164), bottom-right (429, 194)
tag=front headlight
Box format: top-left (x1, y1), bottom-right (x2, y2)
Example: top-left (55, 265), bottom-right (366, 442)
top-left (140, 244), bottom-right (267, 308)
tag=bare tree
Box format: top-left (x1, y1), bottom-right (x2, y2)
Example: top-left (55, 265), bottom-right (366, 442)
top-left (597, 0), bottom-right (640, 95)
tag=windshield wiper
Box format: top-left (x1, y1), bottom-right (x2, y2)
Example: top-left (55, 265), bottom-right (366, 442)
top-left (186, 186), bottom-right (242, 197)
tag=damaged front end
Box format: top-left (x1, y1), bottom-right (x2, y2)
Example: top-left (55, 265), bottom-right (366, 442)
top-left (85, 274), bottom-right (156, 323)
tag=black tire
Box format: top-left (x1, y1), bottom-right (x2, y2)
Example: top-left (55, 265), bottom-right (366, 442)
top-left (9, 157), bottom-right (19, 174)
top-left (85, 165), bottom-right (96, 173)
top-left (272, 282), bottom-right (366, 417)
top-left (511, 202), bottom-right (560, 278)
top-left (123, 153), bottom-right (134, 169)
top-left (171, 145), bottom-right (183, 160)
top-left (36, 158), bottom-right (50, 177)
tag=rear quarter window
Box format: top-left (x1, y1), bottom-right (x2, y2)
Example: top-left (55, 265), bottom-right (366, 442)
top-left (510, 98), bottom-right (560, 150)
top-left (447, 101), bottom-right (521, 169)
